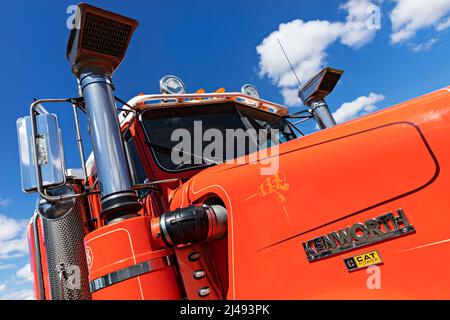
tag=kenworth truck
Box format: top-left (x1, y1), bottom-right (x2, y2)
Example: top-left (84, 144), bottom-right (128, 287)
top-left (16, 3), bottom-right (450, 299)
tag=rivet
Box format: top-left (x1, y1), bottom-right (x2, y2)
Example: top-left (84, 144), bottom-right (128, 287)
top-left (198, 287), bottom-right (211, 297)
top-left (194, 269), bottom-right (207, 279)
top-left (188, 252), bottom-right (201, 261)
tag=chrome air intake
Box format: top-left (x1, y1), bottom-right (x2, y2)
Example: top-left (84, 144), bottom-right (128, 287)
top-left (37, 184), bottom-right (91, 300)
top-left (67, 3), bottom-right (140, 221)
top-left (298, 67), bottom-right (343, 129)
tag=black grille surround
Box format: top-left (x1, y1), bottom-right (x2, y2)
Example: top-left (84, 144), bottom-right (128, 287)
top-left (81, 12), bottom-right (132, 57)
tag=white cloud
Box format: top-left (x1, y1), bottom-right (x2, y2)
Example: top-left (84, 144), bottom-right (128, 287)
top-left (0, 214), bottom-right (26, 242)
top-left (340, 0), bottom-right (381, 47)
top-left (390, 0), bottom-right (450, 44)
top-left (0, 198), bottom-right (12, 206)
top-left (257, 0), bottom-right (380, 106)
top-left (0, 288), bottom-right (34, 300)
top-left (16, 263), bottom-right (33, 283)
top-left (0, 214), bottom-right (29, 260)
top-left (412, 38), bottom-right (438, 52)
top-left (0, 214), bottom-right (33, 300)
top-left (257, 19), bottom-right (343, 90)
top-left (333, 92), bottom-right (385, 123)
top-left (436, 16), bottom-right (450, 31)
top-left (0, 264), bottom-right (16, 271)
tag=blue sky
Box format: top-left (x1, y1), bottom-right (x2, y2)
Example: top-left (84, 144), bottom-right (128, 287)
top-left (0, 0), bottom-right (449, 299)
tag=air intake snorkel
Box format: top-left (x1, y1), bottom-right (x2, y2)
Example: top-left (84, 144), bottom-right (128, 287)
top-left (298, 67), bottom-right (343, 129)
top-left (67, 3), bottom-right (140, 222)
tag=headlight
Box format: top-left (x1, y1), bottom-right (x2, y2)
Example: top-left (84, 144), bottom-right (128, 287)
top-left (241, 84), bottom-right (259, 98)
top-left (160, 75), bottom-right (187, 94)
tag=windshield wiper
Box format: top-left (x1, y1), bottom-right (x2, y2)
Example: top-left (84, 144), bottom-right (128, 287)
top-left (148, 142), bottom-right (221, 169)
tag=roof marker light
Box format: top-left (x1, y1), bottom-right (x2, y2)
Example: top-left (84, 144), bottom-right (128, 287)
top-left (241, 84), bottom-right (259, 98)
top-left (160, 75), bottom-right (187, 95)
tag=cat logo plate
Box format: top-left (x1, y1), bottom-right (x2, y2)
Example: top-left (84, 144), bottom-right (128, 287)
top-left (344, 250), bottom-right (383, 271)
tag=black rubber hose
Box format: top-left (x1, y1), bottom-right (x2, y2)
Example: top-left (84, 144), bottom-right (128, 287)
top-left (160, 205), bottom-right (209, 245)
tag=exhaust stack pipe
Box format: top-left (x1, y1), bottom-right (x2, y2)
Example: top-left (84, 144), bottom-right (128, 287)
top-left (67, 3), bottom-right (140, 221)
top-left (298, 67), bottom-right (343, 129)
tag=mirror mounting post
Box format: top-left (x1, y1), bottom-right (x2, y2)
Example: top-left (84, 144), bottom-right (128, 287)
top-left (71, 99), bottom-right (89, 186)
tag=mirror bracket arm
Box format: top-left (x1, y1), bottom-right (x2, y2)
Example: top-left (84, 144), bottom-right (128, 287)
top-left (30, 98), bottom-right (88, 202)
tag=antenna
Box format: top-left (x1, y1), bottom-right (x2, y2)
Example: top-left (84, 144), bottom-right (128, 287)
top-left (277, 38), bottom-right (302, 87)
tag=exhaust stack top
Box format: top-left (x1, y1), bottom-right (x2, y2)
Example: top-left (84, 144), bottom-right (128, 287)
top-left (67, 3), bottom-right (140, 222)
top-left (298, 67), bottom-right (343, 129)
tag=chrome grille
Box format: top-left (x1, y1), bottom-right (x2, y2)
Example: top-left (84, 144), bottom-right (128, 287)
top-left (81, 12), bottom-right (132, 57)
top-left (42, 199), bottom-right (90, 300)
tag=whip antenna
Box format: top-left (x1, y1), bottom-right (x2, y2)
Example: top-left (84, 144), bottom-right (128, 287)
top-left (277, 38), bottom-right (302, 87)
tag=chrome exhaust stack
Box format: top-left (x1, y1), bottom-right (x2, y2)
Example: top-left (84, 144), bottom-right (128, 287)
top-left (298, 67), bottom-right (343, 129)
top-left (67, 3), bottom-right (140, 221)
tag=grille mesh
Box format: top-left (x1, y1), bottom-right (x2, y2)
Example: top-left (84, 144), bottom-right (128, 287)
top-left (42, 200), bottom-right (90, 300)
top-left (81, 12), bottom-right (132, 57)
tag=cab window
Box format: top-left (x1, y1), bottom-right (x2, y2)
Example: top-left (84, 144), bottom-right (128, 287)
top-left (123, 133), bottom-right (148, 185)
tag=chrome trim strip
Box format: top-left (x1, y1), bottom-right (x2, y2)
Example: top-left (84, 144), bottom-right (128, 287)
top-left (159, 215), bottom-right (174, 246)
top-left (120, 92), bottom-right (289, 122)
top-left (89, 256), bottom-right (173, 293)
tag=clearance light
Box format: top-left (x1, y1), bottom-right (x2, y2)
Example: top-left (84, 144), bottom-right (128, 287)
top-left (194, 88), bottom-right (205, 100)
top-left (241, 84), bottom-right (259, 98)
top-left (160, 75), bottom-right (187, 94)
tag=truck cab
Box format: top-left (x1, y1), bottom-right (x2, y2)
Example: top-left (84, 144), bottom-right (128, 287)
top-left (17, 3), bottom-right (450, 300)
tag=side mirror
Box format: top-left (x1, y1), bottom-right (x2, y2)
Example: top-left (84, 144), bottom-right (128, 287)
top-left (17, 114), bottom-right (66, 193)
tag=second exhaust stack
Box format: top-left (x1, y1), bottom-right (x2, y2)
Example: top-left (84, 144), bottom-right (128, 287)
top-left (67, 3), bottom-right (140, 221)
top-left (298, 67), bottom-right (343, 129)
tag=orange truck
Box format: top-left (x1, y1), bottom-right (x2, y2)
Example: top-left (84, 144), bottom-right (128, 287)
top-left (16, 3), bottom-right (450, 300)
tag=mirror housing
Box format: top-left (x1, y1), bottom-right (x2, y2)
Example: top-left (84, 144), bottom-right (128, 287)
top-left (17, 114), bottom-right (66, 193)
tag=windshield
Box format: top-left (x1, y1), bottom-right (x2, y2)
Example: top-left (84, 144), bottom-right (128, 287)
top-left (141, 101), bottom-right (296, 172)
